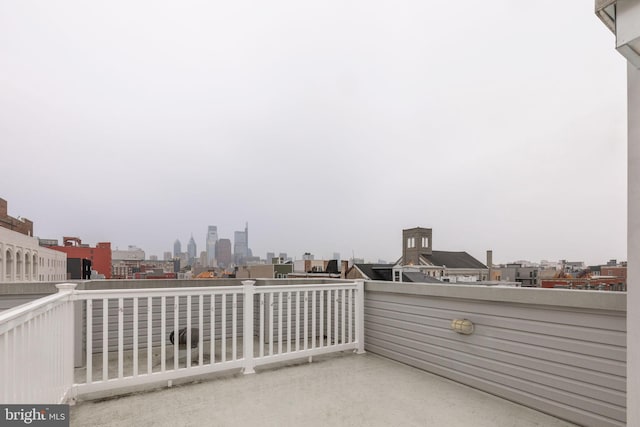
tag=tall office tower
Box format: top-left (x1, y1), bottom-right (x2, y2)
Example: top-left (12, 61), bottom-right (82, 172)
top-left (163, 251), bottom-right (172, 261)
top-left (187, 235), bottom-right (197, 264)
top-left (173, 239), bottom-right (181, 257)
top-left (279, 252), bottom-right (288, 261)
top-left (266, 252), bottom-right (275, 263)
top-left (233, 222), bottom-right (249, 264)
top-left (206, 226), bottom-right (218, 267)
top-left (215, 239), bottom-right (232, 268)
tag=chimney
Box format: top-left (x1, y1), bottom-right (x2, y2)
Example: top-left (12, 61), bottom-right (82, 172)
top-left (341, 260), bottom-right (349, 279)
top-left (486, 250), bottom-right (493, 268)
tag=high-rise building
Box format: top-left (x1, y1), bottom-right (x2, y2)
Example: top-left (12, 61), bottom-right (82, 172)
top-left (206, 226), bottom-right (218, 267)
top-left (163, 251), bottom-right (172, 261)
top-left (266, 252), bottom-right (275, 263)
top-left (233, 222), bottom-right (249, 264)
top-left (215, 239), bottom-right (232, 268)
top-left (187, 235), bottom-right (197, 264)
top-left (173, 239), bottom-right (181, 257)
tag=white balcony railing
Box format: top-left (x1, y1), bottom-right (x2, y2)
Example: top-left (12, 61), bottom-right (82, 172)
top-left (0, 280), bottom-right (365, 403)
top-left (0, 283), bottom-right (76, 404)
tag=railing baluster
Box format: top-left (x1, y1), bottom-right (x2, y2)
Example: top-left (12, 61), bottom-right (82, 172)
top-left (174, 295), bottom-right (179, 370)
top-left (319, 290), bottom-right (323, 348)
top-left (278, 292), bottom-right (282, 355)
top-left (102, 298), bottom-right (108, 381)
top-left (1, 329), bottom-right (6, 402)
top-left (211, 294), bottom-right (216, 364)
top-left (187, 295), bottom-right (192, 367)
top-left (341, 289), bottom-right (346, 345)
top-left (232, 293), bottom-right (237, 361)
top-left (313, 291), bottom-right (317, 349)
top-left (348, 289), bottom-right (352, 343)
top-left (287, 291), bottom-right (291, 354)
top-left (221, 294), bottom-right (226, 363)
top-left (259, 293), bottom-right (265, 358)
top-left (268, 293), bottom-right (274, 356)
top-left (295, 290), bottom-right (300, 352)
top-left (303, 291), bottom-right (308, 351)
top-left (24, 322), bottom-right (30, 402)
top-left (118, 298), bottom-right (124, 379)
top-left (133, 297), bottom-right (138, 377)
top-left (161, 296), bottom-right (166, 373)
top-left (147, 297), bottom-right (152, 375)
top-left (199, 295), bottom-right (204, 367)
top-left (327, 290), bottom-right (333, 347)
top-left (86, 300), bottom-right (92, 384)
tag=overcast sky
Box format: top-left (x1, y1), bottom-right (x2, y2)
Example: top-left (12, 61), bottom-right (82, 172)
top-left (0, 1), bottom-right (628, 266)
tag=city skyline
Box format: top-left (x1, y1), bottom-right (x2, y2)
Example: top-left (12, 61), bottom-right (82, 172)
top-left (0, 1), bottom-right (627, 267)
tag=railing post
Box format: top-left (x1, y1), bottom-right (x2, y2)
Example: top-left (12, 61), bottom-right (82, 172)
top-left (355, 280), bottom-right (366, 354)
top-left (242, 280), bottom-right (256, 374)
top-left (55, 283), bottom-right (78, 402)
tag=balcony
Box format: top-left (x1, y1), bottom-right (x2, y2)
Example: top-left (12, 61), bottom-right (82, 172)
top-left (0, 279), bottom-right (626, 426)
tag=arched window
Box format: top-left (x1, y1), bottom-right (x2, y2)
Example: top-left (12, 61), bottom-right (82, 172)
top-left (25, 252), bottom-right (31, 281)
top-left (6, 249), bottom-right (13, 280)
top-left (16, 251), bottom-right (23, 281)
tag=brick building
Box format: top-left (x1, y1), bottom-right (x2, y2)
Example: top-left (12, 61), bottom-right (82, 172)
top-left (43, 237), bottom-right (112, 279)
top-left (0, 198), bottom-right (33, 236)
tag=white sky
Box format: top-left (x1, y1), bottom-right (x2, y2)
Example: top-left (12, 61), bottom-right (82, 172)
top-left (0, 1), bottom-right (628, 265)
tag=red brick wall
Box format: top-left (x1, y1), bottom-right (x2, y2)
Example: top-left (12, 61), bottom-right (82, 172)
top-left (50, 242), bottom-right (112, 279)
top-left (0, 198), bottom-right (34, 236)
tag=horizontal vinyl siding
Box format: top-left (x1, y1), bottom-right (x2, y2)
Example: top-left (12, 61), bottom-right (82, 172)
top-left (364, 288), bottom-right (626, 427)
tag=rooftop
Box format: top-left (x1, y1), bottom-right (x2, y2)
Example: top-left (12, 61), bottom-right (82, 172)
top-left (70, 352), bottom-right (577, 427)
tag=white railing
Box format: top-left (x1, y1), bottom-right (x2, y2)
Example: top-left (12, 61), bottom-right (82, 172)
top-left (0, 283), bottom-right (76, 404)
top-left (74, 280), bottom-right (364, 397)
top-left (0, 280), bottom-right (365, 403)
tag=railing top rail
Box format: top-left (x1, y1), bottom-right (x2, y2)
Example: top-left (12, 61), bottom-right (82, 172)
top-left (0, 291), bottom-right (70, 333)
top-left (73, 285), bottom-right (244, 300)
top-left (255, 282), bottom-right (360, 293)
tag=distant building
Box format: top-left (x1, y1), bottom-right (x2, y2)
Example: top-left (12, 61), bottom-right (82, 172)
top-left (198, 251), bottom-right (207, 268)
top-left (392, 227), bottom-right (488, 283)
top-left (236, 262), bottom-right (293, 279)
top-left (233, 223), bottom-right (249, 264)
top-left (0, 198), bottom-right (33, 237)
top-left (0, 229), bottom-right (66, 283)
top-left (163, 251), bottom-right (172, 261)
top-left (206, 226), bottom-right (218, 267)
top-left (494, 263), bottom-right (539, 287)
top-left (187, 235), bottom-right (197, 264)
top-left (173, 239), bottom-right (181, 257)
top-left (216, 238), bottom-right (232, 268)
top-left (112, 245), bottom-right (145, 261)
top-left (44, 237), bottom-right (112, 279)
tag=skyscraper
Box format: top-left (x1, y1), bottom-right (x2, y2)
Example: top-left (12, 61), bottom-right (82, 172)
top-left (233, 222), bottom-right (249, 264)
top-left (173, 239), bottom-right (181, 257)
top-left (187, 235), bottom-right (197, 265)
top-left (215, 239), bottom-right (232, 268)
top-left (206, 226), bottom-right (218, 267)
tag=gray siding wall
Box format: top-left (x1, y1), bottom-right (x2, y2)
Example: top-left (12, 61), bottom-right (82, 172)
top-left (364, 282), bottom-right (626, 427)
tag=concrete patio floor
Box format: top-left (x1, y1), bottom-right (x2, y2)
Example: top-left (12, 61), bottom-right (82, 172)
top-left (70, 352), bottom-right (577, 427)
